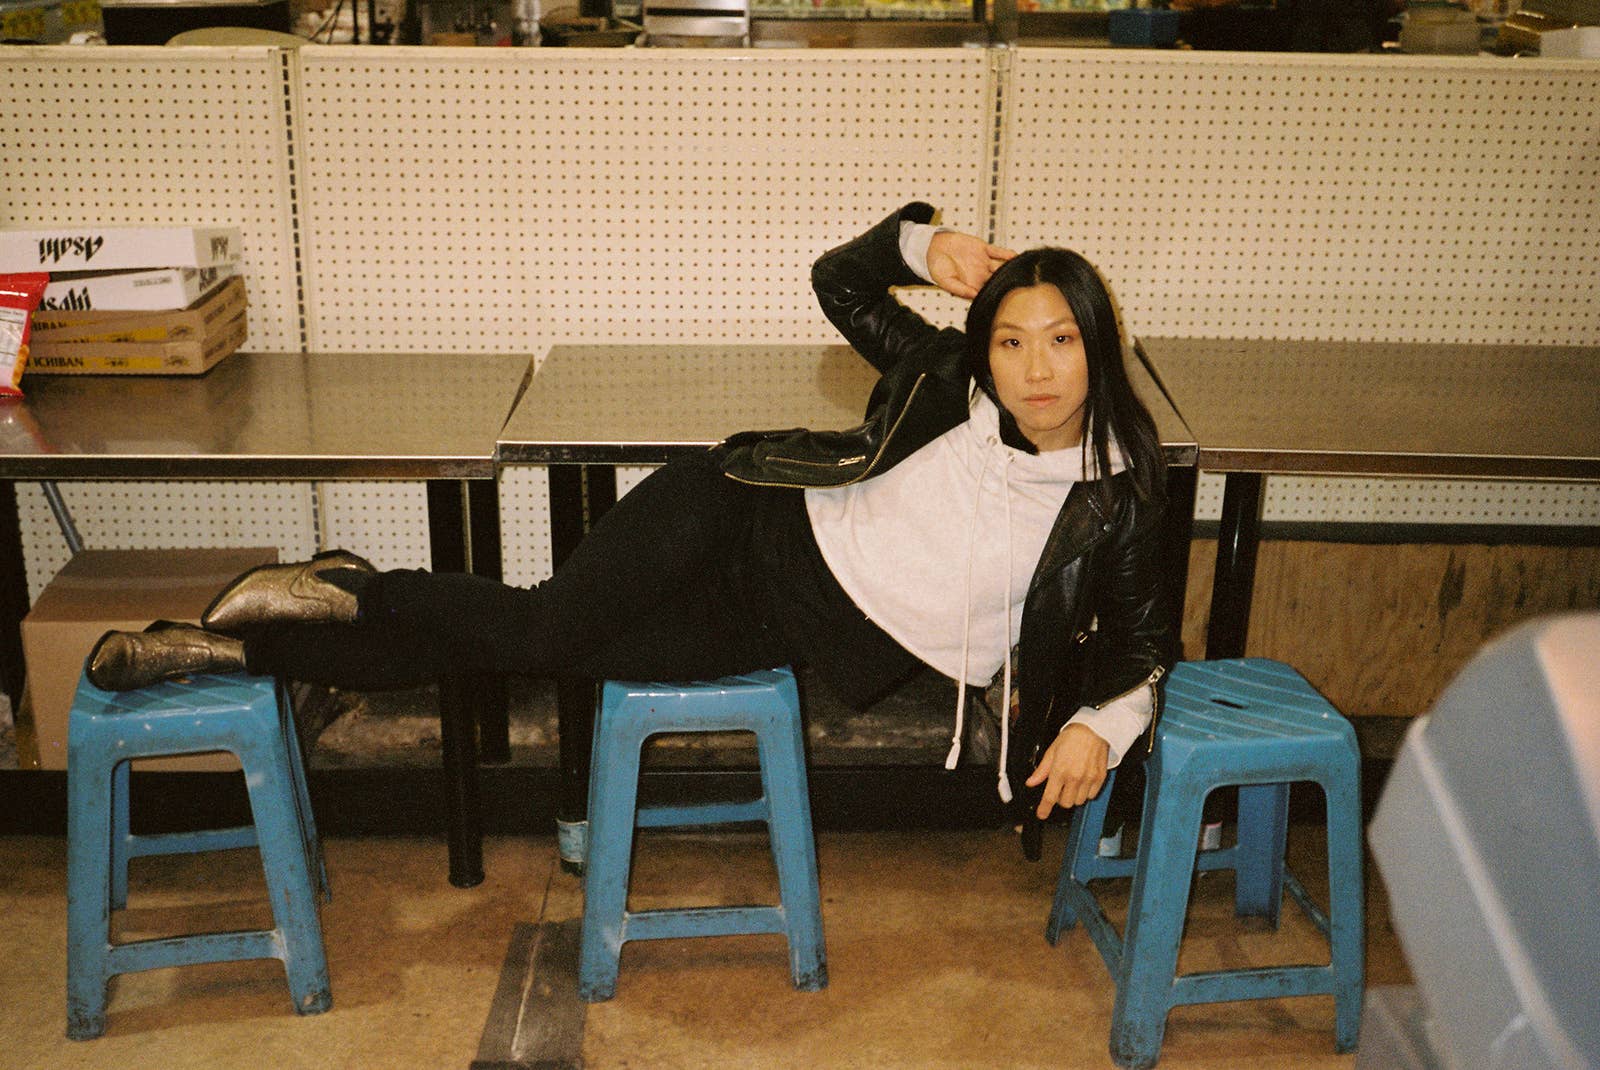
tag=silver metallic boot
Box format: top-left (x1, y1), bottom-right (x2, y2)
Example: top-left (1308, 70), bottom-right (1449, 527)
top-left (86, 621), bottom-right (247, 691)
top-left (201, 549), bottom-right (374, 634)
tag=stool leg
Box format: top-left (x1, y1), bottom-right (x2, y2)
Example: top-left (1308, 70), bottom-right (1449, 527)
top-left (110, 759), bottom-right (131, 912)
top-left (1046, 770), bottom-right (1116, 944)
top-left (239, 735), bottom-right (332, 1016)
top-left (1234, 782), bottom-right (1289, 926)
top-left (278, 686), bottom-right (329, 903)
top-left (755, 713), bottom-right (827, 992)
top-left (578, 713), bottom-right (644, 1003)
top-left (1110, 777), bottom-right (1206, 1070)
top-left (1322, 770), bottom-right (1365, 1053)
top-left (66, 756), bottom-right (115, 1041)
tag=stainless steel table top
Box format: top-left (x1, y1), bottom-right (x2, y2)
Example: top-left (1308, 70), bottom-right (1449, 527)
top-left (1136, 337), bottom-right (1600, 480)
top-left (498, 343), bottom-right (1196, 465)
top-left (0, 351), bottom-right (536, 480)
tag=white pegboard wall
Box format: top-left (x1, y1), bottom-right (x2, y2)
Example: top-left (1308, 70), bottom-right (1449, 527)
top-left (294, 48), bottom-right (993, 582)
top-left (499, 466), bottom-right (553, 587)
top-left (0, 46), bottom-right (302, 351)
top-left (2, 46), bottom-right (317, 590)
top-left (17, 482), bottom-right (318, 602)
top-left (315, 482), bottom-right (432, 571)
top-left (1000, 49), bottom-right (1600, 526)
top-left (26, 45), bottom-right (1600, 581)
top-left (293, 48), bottom-right (994, 356)
top-left (999, 50), bottom-right (1600, 348)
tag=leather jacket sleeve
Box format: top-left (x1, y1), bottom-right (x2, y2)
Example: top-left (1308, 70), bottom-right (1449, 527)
top-left (1009, 479), bottom-right (1178, 799)
top-left (1082, 486), bottom-right (1178, 721)
top-left (811, 201), bottom-right (962, 378)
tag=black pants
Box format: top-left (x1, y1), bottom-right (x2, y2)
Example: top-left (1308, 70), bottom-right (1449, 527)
top-left (245, 451), bottom-right (921, 705)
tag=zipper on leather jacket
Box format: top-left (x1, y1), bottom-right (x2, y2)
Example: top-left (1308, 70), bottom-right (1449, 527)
top-left (724, 373), bottom-right (927, 489)
top-left (1089, 664), bottom-right (1166, 753)
top-left (772, 454), bottom-right (869, 468)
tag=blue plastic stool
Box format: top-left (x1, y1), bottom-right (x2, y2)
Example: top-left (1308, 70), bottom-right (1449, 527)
top-left (66, 669), bottom-right (331, 1040)
top-left (1046, 659), bottom-right (1364, 1069)
top-left (578, 667), bottom-right (827, 1002)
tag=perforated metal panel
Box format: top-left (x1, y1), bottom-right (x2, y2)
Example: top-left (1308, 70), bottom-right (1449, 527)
top-left (317, 482), bottom-right (431, 569)
top-left (1001, 49), bottom-right (1600, 524)
top-left (9, 46), bottom-right (1597, 599)
top-left (296, 47), bottom-right (993, 578)
top-left (16, 481), bottom-right (317, 599)
top-left (499, 466), bottom-right (553, 586)
top-left (2, 46), bottom-right (313, 597)
top-left (2, 46), bottom-right (302, 348)
top-left (295, 47), bottom-right (993, 353)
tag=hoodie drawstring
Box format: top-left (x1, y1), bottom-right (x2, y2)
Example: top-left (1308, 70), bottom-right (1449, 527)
top-left (996, 457), bottom-right (1014, 804)
top-left (944, 448), bottom-right (1016, 804)
top-left (944, 449), bottom-right (992, 773)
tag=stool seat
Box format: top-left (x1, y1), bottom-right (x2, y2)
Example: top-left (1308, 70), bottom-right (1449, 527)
top-left (66, 670), bottom-right (330, 1040)
top-left (1046, 659), bottom-right (1364, 1069)
top-left (577, 667), bottom-right (827, 1001)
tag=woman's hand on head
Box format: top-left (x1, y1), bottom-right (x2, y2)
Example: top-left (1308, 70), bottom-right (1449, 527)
top-left (927, 231), bottom-right (1017, 301)
top-left (1024, 722), bottom-right (1109, 820)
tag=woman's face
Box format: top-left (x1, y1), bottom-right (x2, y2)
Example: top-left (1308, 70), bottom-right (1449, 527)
top-left (987, 283), bottom-right (1089, 453)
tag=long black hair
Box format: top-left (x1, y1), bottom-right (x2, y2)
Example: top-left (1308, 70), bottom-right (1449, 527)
top-left (964, 247), bottom-right (1164, 513)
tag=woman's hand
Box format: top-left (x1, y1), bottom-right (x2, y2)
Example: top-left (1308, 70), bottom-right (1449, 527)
top-left (927, 231), bottom-right (1017, 300)
top-left (1024, 722), bottom-right (1110, 820)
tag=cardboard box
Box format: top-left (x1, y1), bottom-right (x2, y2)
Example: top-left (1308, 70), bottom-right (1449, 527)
top-left (26, 309), bottom-right (246, 376)
top-left (31, 274), bottom-right (247, 343)
top-left (20, 547), bottom-right (278, 771)
top-left (39, 263), bottom-right (234, 313)
top-left (0, 224), bottom-right (242, 274)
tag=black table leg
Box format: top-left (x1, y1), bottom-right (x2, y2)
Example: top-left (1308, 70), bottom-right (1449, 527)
top-left (1205, 472), bottom-right (1265, 661)
top-left (468, 478), bottom-right (511, 765)
top-left (439, 669), bottom-right (484, 888)
top-left (549, 463), bottom-right (616, 874)
top-left (0, 481), bottom-right (29, 715)
top-left (549, 466), bottom-right (589, 872)
top-left (1162, 464), bottom-right (1198, 651)
top-left (426, 478), bottom-right (495, 888)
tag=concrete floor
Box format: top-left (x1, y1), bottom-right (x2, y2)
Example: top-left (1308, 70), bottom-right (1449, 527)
top-left (1, 823), bottom-right (1410, 1069)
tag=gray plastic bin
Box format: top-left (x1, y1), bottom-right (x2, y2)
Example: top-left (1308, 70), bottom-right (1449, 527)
top-left (1367, 613), bottom-right (1600, 1070)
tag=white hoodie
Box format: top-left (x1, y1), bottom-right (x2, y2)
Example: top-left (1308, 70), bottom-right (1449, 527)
top-left (803, 222), bottom-right (1152, 801)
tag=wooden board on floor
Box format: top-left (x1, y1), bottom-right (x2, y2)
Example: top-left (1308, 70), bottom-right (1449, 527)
top-left (473, 920), bottom-right (586, 1070)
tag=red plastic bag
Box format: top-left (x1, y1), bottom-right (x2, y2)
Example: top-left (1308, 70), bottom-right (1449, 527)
top-left (0, 273), bottom-right (50, 398)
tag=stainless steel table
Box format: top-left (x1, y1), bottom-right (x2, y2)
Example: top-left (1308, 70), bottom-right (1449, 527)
top-left (499, 343), bottom-right (1198, 853)
top-left (0, 350), bottom-right (537, 887)
top-left (1134, 336), bottom-right (1600, 660)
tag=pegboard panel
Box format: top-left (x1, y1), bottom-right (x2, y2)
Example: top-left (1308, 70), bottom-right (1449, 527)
top-left (293, 48), bottom-right (994, 353)
top-left (16, 482), bottom-right (317, 602)
top-left (1000, 50), bottom-right (1600, 526)
top-left (999, 50), bottom-right (1600, 347)
top-left (0, 46), bottom-right (303, 351)
top-left (317, 482), bottom-right (432, 570)
top-left (3, 47), bottom-right (321, 591)
top-left (499, 466), bottom-right (553, 586)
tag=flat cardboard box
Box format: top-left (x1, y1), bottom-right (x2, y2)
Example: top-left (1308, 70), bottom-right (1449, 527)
top-left (0, 224), bottom-right (243, 273)
top-left (31, 275), bottom-right (247, 343)
top-left (39, 263), bottom-right (234, 313)
top-left (26, 309), bottom-right (246, 376)
top-left (20, 547), bottom-right (278, 772)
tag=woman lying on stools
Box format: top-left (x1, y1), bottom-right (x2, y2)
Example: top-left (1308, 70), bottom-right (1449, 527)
top-left (87, 202), bottom-right (1177, 830)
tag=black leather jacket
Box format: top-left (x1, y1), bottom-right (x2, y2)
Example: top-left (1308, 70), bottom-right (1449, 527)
top-left (717, 203), bottom-right (1176, 797)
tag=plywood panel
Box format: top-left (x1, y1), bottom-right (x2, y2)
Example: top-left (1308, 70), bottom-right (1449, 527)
top-left (1182, 538), bottom-right (1600, 719)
